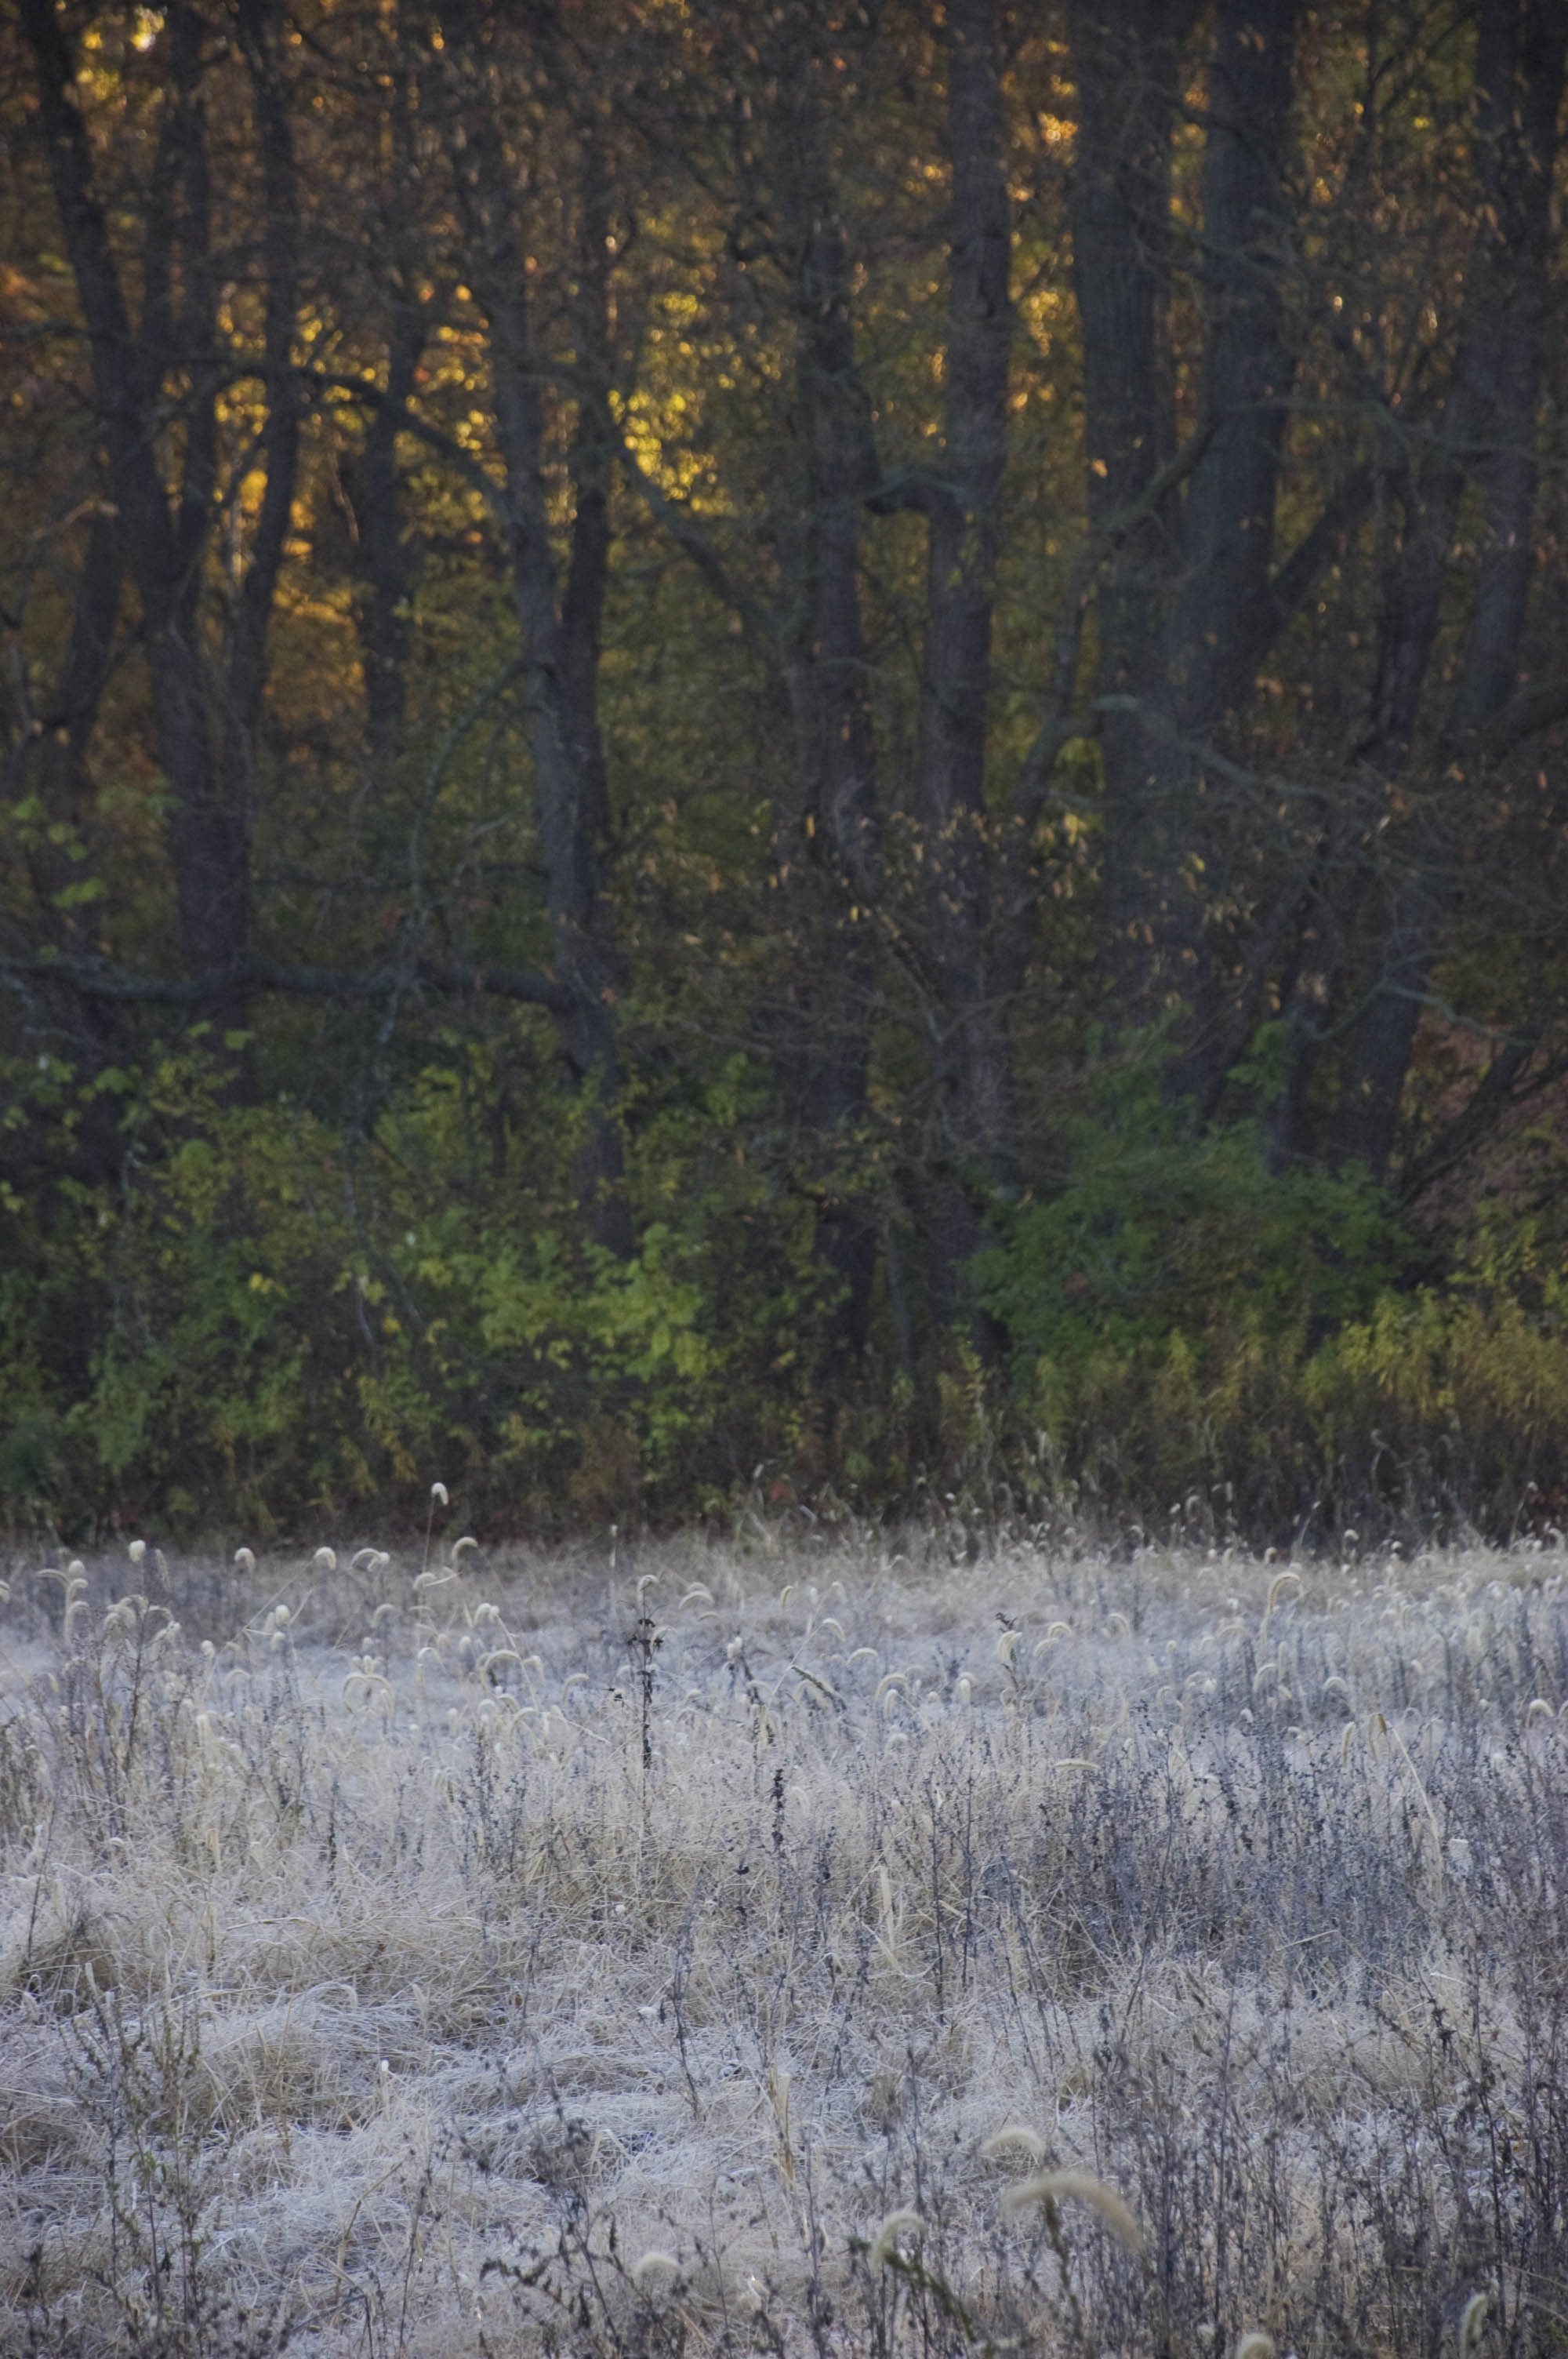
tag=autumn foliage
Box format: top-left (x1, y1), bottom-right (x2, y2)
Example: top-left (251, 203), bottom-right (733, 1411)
top-left (3, 0), bottom-right (1568, 1539)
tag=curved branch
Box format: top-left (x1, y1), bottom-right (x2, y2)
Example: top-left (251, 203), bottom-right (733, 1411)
top-left (1481, 674), bottom-right (1568, 761)
top-left (304, 369), bottom-right (508, 521)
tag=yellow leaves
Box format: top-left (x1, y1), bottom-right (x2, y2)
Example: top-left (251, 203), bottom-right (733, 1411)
top-left (614, 387), bottom-right (713, 503)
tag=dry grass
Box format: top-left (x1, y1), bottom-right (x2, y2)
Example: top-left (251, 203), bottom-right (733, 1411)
top-left (0, 1522), bottom-right (1564, 2356)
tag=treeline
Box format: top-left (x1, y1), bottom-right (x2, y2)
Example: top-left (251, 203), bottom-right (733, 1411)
top-left (3, 0), bottom-right (1568, 1541)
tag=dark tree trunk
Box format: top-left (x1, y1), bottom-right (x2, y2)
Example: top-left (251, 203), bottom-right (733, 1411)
top-left (1167, 0), bottom-right (1300, 1102)
top-left (339, 64), bottom-right (426, 772)
top-left (1175, 0), bottom-right (1299, 735)
top-left (913, 0), bottom-right (1015, 1328)
top-left (24, 0), bottom-right (303, 1040)
top-left (222, 0), bottom-right (301, 969)
top-left (1324, 0), bottom-right (1566, 1179)
top-left (441, 8), bottom-right (630, 1256)
top-left (342, 310), bottom-right (423, 772)
top-left (5, 504), bottom-right (122, 954)
top-left (1072, 0), bottom-right (1306, 1068)
top-left (1068, 0), bottom-right (1196, 1019)
top-left (771, 24), bottom-right (884, 1372)
top-left (556, 132), bottom-right (632, 1257)
top-left (1, 500), bottom-right (133, 1183)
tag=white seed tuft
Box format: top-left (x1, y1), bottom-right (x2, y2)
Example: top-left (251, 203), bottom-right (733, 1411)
top-left (1457, 2291), bottom-right (1490, 2359)
top-left (869, 2210), bottom-right (925, 2268)
top-left (1002, 2170), bottom-right (1143, 2254)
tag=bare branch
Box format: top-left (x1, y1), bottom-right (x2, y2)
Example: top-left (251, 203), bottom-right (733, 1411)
top-left (0, 952), bottom-right (570, 1016)
top-left (305, 369), bottom-right (508, 522)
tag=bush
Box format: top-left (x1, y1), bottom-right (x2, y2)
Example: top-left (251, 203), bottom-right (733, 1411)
top-left (0, 1038), bottom-right (838, 1535)
top-left (5, 1027), bottom-right (1568, 1543)
top-left (971, 1045), bottom-right (1568, 1542)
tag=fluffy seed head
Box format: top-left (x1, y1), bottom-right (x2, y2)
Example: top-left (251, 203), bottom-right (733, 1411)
top-left (981, 2123), bottom-right (1049, 2168)
top-left (1457, 2292), bottom-right (1490, 2359)
top-left (1002, 2170), bottom-right (1143, 2254)
top-left (869, 2209), bottom-right (925, 2268)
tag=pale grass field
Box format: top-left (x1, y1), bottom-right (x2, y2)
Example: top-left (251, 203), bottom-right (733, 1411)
top-left (0, 1524), bottom-right (1564, 2357)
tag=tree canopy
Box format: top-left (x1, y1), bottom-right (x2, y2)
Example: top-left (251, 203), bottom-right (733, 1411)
top-left (4, 0), bottom-right (1568, 1541)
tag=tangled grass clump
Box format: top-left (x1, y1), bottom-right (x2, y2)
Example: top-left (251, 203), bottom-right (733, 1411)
top-left (0, 1522), bottom-right (1564, 2355)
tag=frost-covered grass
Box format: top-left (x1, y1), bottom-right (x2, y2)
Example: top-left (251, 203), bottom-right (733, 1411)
top-left (0, 1525), bottom-right (1565, 2357)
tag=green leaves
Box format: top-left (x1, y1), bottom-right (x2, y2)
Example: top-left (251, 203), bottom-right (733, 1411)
top-left (976, 1035), bottom-right (1412, 1375)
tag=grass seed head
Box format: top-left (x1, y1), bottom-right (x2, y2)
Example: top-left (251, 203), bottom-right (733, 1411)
top-left (1002, 2170), bottom-right (1143, 2253)
top-left (869, 2209), bottom-right (926, 2267)
top-left (1457, 2290), bottom-right (1490, 2358)
top-left (632, 2250), bottom-right (682, 2292)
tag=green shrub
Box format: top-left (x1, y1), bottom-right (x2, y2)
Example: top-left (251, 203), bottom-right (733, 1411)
top-left (0, 1037), bottom-right (839, 1534)
top-left (5, 1023), bottom-right (1568, 1543)
top-left (971, 1042), bottom-right (1568, 1539)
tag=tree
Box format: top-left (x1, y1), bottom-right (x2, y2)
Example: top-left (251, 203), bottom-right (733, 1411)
top-left (20, 0), bottom-right (302, 1036)
top-left (5, 0), bottom-right (1568, 1534)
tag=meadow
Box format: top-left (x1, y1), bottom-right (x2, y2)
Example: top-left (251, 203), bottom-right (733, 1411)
top-left (0, 1517), bottom-right (1564, 2358)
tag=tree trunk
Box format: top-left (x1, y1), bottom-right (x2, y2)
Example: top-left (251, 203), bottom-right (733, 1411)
top-left (24, 0), bottom-right (304, 1039)
top-left (342, 307), bottom-right (422, 771)
top-left (1068, 0), bottom-right (1197, 1021)
top-left (914, 0), bottom-right (1015, 1328)
top-left (5, 504), bottom-right (122, 957)
top-left (1325, 0), bottom-right (1566, 1179)
top-left (1164, 0), bottom-right (1300, 1106)
top-left (771, 27), bottom-right (884, 1372)
top-left (441, 7), bottom-right (631, 1256)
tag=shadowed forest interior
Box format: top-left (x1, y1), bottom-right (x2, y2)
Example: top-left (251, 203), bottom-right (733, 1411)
top-left (5, 0), bottom-right (1568, 1539)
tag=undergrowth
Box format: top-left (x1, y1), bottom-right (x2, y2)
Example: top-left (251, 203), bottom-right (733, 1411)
top-left (8, 1035), bottom-right (1568, 1543)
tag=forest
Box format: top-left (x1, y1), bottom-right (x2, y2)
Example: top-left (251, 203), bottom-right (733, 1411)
top-left (3, 0), bottom-right (1568, 1541)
